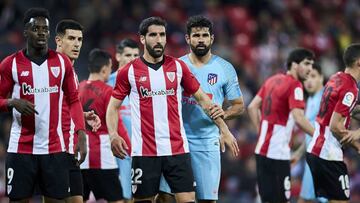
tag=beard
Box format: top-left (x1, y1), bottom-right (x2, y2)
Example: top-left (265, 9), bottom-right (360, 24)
top-left (190, 43), bottom-right (211, 57)
top-left (146, 43), bottom-right (164, 58)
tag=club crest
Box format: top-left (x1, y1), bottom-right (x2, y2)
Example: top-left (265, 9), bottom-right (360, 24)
top-left (207, 73), bottom-right (218, 85)
top-left (166, 72), bottom-right (175, 82)
top-left (51, 66), bottom-right (60, 78)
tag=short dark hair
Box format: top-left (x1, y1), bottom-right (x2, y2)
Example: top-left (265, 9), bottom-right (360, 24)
top-left (138, 17), bottom-right (167, 36)
top-left (312, 62), bottom-right (322, 75)
top-left (116, 38), bottom-right (139, 54)
top-left (23, 8), bottom-right (50, 26)
top-left (186, 15), bottom-right (213, 35)
top-left (343, 44), bottom-right (360, 68)
top-left (88, 49), bottom-right (112, 73)
top-left (286, 48), bottom-right (315, 70)
top-left (56, 19), bottom-right (83, 36)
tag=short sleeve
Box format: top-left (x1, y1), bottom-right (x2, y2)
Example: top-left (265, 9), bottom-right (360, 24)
top-left (223, 62), bottom-right (242, 100)
top-left (334, 88), bottom-right (357, 117)
top-left (256, 85), bottom-right (266, 99)
top-left (179, 60), bottom-right (200, 95)
top-left (288, 81), bottom-right (305, 109)
top-left (0, 55), bottom-right (14, 111)
top-left (112, 64), bottom-right (131, 101)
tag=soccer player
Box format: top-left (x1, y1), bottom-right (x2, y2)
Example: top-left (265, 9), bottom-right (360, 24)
top-left (307, 44), bottom-right (360, 203)
top-left (107, 38), bottom-right (140, 203)
top-left (248, 48), bottom-right (315, 203)
top-left (295, 63), bottom-right (327, 203)
top-left (54, 19), bottom-right (100, 203)
top-left (0, 8), bottom-right (86, 202)
top-left (79, 49), bottom-right (123, 202)
top-left (106, 17), bottom-right (239, 203)
top-left (157, 15), bottom-right (245, 203)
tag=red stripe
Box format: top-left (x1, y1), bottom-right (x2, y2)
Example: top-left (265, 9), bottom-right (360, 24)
top-left (311, 125), bottom-right (326, 156)
top-left (62, 97), bottom-right (71, 152)
top-left (133, 60), bottom-right (156, 155)
top-left (259, 122), bottom-right (274, 156)
top-left (47, 52), bottom-right (62, 152)
top-left (88, 132), bottom-right (101, 168)
top-left (163, 60), bottom-right (184, 154)
top-left (17, 53), bottom-right (35, 153)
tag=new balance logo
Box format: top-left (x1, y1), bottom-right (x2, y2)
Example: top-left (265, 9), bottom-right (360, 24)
top-left (139, 76), bottom-right (147, 82)
top-left (20, 71), bottom-right (29, 77)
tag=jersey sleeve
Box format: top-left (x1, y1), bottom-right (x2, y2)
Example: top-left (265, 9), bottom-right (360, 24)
top-left (179, 59), bottom-right (200, 95)
top-left (288, 81), bottom-right (305, 109)
top-left (334, 86), bottom-right (357, 117)
top-left (223, 62), bottom-right (242, 100)
top-left (256, 85), bottom-right (266, 99)
top-left (61, 54), bottom-right (85, 133)
top-left (112, 64), bottom-right (131, 101)
top-left (0, 56), bottom-right (15, 112)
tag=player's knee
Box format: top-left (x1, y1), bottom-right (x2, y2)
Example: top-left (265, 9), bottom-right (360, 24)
top-left (174, 192), bottom-right (195, 203)
top-left (156, 192), bottom-right (174, 203)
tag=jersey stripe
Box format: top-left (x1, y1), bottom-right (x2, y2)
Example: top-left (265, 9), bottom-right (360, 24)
top-left (259, 122), bottom-right (274, 155)
top-left (311, 123), bottom-right (326, 156)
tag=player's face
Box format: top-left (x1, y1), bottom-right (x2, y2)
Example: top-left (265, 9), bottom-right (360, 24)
top-left (142, 25), bottom-right (166, 59)
top-left (186, 27), bottom-right (214, 57)
top-left (297, 58), bottom-right (314, 81)
top-left (25, 17), bottom-right (50, 49)
top-left (116, 47), bottom-right (140, 68)
top-left (56, 29), bottom-right (83, 61)
top-left (304, 69), bottom-right (323, 94)
top-left (103, 59), bottom-right (113, 82)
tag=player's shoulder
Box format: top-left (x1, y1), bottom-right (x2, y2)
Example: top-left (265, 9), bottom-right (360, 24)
top-left (213, 55), bottom-right (233, 67)
top-left (0, 52), bottom-right (17, 66)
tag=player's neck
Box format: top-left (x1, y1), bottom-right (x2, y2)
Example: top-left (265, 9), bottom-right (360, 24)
top-left (143, 52), bottom-right (163, 64)
top-left (56, 47), bottom-right (75, 65)
top-left (189, 52), bottom-right (212, 67)
top-left (345, 67), bottom-right (360, 82)
top-left (26, 45), bottom-right (48, 58)
top-left (286, 69), bottom-right (298, 80)
top-left (88, 73), bottom-right (105, 82)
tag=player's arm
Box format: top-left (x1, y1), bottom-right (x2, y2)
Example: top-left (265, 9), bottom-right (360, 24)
top-left (291, 108), bottom-right (314, 136)
top-left (247, 95), bottom-right (262, 131)
top-left (223, 97), bottom-right (245, 120)
top-left (193, 88), bottom-right (239, 156)
top-left (332, 112), bottom-right (360, 152)
top-left (62, 55), bottom-right (86, 165)
top-left (106, 96), bottom-right (128, 158)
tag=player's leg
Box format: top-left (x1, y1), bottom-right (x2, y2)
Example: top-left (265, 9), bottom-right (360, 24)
top-left (80, 169), bottom-right (91, 201)
top-left (162, 154), bottom-right (195, 203)
top-left (117, 155), bottom-right (133, 203)
top-left (132, 156), bottom-right (162, 202)
top-left (156, 175), bottom-right (175, 203)
top-left (298, 161), bottom-right (326, 203)
top-left (81, 169), bottom-right (124, 202)
top-left (39, 152), bottom-right (69, 201)
top-left (256, 155), bottom-right (290, 203)
top-left (306, 153), bottom-right (349, 203)
top-left (6, 153), bottom-right (37, 203)
top-left (190, 151), bottom-right (220, 203)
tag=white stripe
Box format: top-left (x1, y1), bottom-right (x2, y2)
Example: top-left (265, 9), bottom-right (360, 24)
top-left (149, 67), bottom-right (172, 156)
top-left (175, 61), bottom-right (189, 153)
top-left (8, 58), bottom-right (21, 153)
top-left (307, 122), bottom-right (319, 153)
top-left (319, 126), bottom-right (343, 161)
top-left (267, 124), bottom-right (289, 160)
top-left (100, 134), bottom-right (118, 169)
top-left (57, 54), bottom-right (66, 151)
top-left (32, 61), bottom-right (51, 154)
top-left (68, 120), bottom-right (75, 154)
top-left (128, 65), bottom-right (142, 156)
top-left (255, 120), bottom-right (268, 154)
top-left (80, 134), bottom-right (90, 169)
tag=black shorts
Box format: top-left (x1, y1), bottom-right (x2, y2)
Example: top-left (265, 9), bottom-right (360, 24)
top-left (132, 153), bottom-right (194, 199)
top-left (6, 152), bottom-right (69, 200)
top-left (306, 153), bottom-right (350, 200)
top-left (82, 169), bottom-right (123, 201)
top-left (67, 153), bottom-right (83, 196)
top-left (255, 155), bottom-right (291, 203)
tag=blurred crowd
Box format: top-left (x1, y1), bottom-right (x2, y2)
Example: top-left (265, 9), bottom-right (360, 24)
top-left (1, 0), bottom-right (360, 202)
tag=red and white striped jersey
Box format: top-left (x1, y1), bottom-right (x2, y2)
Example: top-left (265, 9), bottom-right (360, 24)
top-left (255, 74), bottom-right (305, 160)
top-left (307, 72), bottom-right (358, 161)
top-left (113, 56), bottom-right (200, 157)
top-left (62, 73), bottom-right (80, 154)
top-left (79, 80), bottom-right (117, 169)
top-left (0, 49), bottom-right (85, 154)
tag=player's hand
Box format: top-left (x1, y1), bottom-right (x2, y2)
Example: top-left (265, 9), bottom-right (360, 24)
top-left (74, 130), bottom-right (87, 166)
top-left (9, 98), bottom-right (38, 116)
top-left (110, 134), bottom-right (129, 159)
top-left (340, 129), bottom-right (359, 145)
top-left (84, 110), bottom-right (101, 132)
top-left (208, 104), bottom-right (225, 120)
top-left (290, 153), bottom-right (301, 167)
top-left (220, 130), bottom-right (239, 157)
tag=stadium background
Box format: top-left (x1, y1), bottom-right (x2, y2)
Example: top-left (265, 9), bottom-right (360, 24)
top-left (1, 0), bottom-right (360, 202)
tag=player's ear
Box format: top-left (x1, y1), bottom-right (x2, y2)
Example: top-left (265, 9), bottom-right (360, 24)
top-left (185, 34), bottom-right (190, 45)
top-left (210, 34), bottom-right (214, 44)
top-left (140, 35), bottom-right (145, 45)
top-left (55, 35), bottom-right (62, 47)
top-left (115, 53), bottom-right (121, 63)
